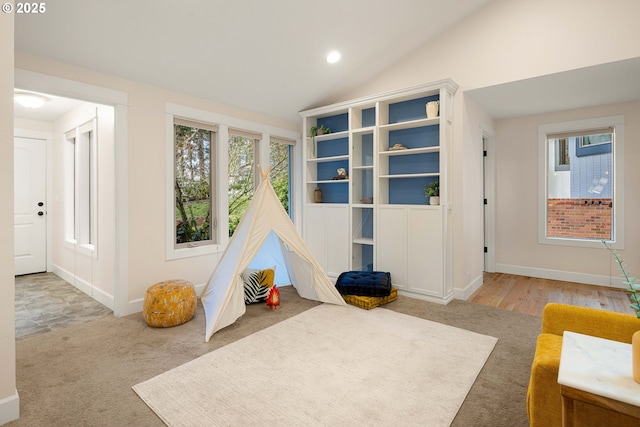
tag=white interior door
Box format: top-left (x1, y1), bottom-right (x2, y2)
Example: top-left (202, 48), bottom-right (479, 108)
top-left (14, 137), bottom-right (47, 275)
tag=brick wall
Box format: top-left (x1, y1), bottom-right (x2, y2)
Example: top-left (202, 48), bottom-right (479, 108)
top-left (547, 198), bottom-right (612, 239)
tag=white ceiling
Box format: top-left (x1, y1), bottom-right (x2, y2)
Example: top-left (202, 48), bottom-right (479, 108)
top-left (14, 1), bottom-right (640, 124)
top-left (465, 57), bottom-right (640, 120)
top-left (13, 0), bottom-right (492, 123)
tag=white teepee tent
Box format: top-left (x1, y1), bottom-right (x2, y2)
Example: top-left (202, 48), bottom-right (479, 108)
top-left (201, 167), bottom-right (346, 341)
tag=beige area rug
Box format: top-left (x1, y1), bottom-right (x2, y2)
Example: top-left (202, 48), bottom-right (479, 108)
top-left (133, 304), bottom-right (498, 427)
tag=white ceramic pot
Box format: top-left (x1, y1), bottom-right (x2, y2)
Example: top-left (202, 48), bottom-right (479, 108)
top-left (426, 101), bottom-right (440, 119)
top-left (429, 196), bottom-right (440, 206)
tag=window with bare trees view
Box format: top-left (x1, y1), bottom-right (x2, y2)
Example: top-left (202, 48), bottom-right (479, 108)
top-left (167, 106), bottom-right (296, 259)
top-left (227, 134), bottom-right (291, 236)
top-left (174, 120), bottom-right (216, 246)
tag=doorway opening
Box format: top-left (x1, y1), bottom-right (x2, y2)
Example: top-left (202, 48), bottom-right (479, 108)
top-left (482, 130), bottom-right (496, 273)
top-left (14, 89), bottom-right (117, 327)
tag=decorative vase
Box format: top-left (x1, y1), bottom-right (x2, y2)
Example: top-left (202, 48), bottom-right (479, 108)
top-left (426, 101), bottom-right (440, 119)
top-left (314, 187), bottom-right (322, 203)
top-left (633, 330), bottom-right (640, 383)
top-left (429, 196), bottom-right (440, 206)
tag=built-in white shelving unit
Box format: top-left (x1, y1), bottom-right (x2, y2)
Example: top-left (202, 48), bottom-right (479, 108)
top-left (300, 80), bottom-right (458, 303)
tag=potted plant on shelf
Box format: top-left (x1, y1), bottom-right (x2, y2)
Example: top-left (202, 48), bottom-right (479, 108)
top-left (424, 180), bottom-right (439, 205)
top-left (309, 125), bottom-right (331, 156)
top-left (602, 240), bottom-right (640, 383)
top-left (309, 124), bottom-right (331, 138)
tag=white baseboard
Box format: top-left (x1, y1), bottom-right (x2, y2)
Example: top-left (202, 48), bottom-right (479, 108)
top-left (0, 389), bottom-right (19, 425)
top-left (454, 273), bottom-right (484, 301)
top-left (495, 264), bottom-right (626, 289)
top-left (51, 264), bottom-right (115, 310)
top-left (397, 289), bottom-right (455, 305)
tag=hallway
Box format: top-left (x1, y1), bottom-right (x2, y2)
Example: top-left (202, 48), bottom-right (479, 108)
top-left (15, 273), bottom-right (112, 340)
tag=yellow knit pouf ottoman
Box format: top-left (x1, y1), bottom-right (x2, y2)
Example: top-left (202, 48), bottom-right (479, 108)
top-left (143, 280), bottom-right (197, 327)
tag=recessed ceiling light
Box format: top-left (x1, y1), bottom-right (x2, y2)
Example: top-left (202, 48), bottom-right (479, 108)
top-left (326, 51), bottom-right (341, 64)
top-left (14, 92), bottom-right (48, 109)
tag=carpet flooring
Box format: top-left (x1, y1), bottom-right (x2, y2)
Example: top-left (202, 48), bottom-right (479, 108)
top-left (8, 286), bottom-right (540, 427)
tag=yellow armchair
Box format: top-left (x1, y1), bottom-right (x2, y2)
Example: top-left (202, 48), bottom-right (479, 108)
top-left (527, 303), bottom-right (640, 427)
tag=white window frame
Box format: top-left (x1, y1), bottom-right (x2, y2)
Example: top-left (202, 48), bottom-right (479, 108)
top-left (538, 115), bottom-right (625, 249)
top-left (173, 118), bottom-right (217, 250)
top-left (270, 136), bottom-right (295, 218)
top-left (64, 119), bottom-right (98, 258)
top-left (165, 103), bottom-right (301, 260)
top-left (166, 112), bottom-right (221, 260)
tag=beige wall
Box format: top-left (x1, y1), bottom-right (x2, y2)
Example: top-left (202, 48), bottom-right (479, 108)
top-left (1, 7), bottom-right (18, 426)
top-left (339, 0), bottom-right (640, 294)
top-left (495, 100), bottom-right (640, 280)
top-left (15, 53), bottom-right (300, 313)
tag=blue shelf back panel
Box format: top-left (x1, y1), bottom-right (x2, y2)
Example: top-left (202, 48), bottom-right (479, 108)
top-left (388, 125), bottom-right (439, 150)
top-left (388, 177), bottom-right (436, 205)
top-left (317, 113), bottom-right (349, 133)
top-left (389, 152), bottom-right (439, 175)
top-left (316, 137), bottom-right (349, 158)
top-left (361, 245), bottom-right (374, 271)
top-left (361, 133), bottom-right (374, 165)
top-left (362, 108), bottom-right (376, 127)
top-left (317, 182), bottom-right (348, 204)
top-left (388, 95), bottom-right (439, 123)
top-left (360, 209), bottom-right (374, 239)
top-left (361, 169), bottom-right (374, 200)
top-left (317, 160), bottom-right (349, 181)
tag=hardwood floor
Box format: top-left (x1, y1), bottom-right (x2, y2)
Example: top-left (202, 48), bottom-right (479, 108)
top-left (470, 272), bottom-right (636, 317)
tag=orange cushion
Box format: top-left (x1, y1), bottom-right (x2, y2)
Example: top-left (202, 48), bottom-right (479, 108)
top-left (143, 280), bottom-right (197, 327)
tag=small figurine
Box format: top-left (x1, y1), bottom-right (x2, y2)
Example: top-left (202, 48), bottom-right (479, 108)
top-left (266, 285), bottom-right (280, 310)
top-left (333, 168), bottom-right (348, 180)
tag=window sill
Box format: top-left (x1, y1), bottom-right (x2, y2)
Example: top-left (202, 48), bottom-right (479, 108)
top-left (64, 239), bottom-right (97, 258)
top-left (538, 235), bottom-right (623, 250)
top-left (166, 243), bottom-right (222, 260)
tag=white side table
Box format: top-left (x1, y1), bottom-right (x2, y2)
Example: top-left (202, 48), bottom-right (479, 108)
top-left (558, 331), bottom-right (640, 427)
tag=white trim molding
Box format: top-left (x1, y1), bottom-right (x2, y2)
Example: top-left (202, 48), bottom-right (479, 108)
top-left (51, 264), bottom-right (115, 311)
top-left (455, 273), bottom-right (484, 301)
top-left (496, 263), bottom-right (628, 289)
top-left (0, 389), bottom-right (19, 425)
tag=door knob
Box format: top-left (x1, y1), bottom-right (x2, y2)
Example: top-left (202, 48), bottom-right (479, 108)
top-left (38, 211), bottom-right (44, 216)
top-left (38, 202), bottom-right (44, 206)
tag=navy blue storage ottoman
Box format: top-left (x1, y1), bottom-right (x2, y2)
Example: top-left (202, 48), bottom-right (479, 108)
top-left (335, 271), bottom-right (392, 297)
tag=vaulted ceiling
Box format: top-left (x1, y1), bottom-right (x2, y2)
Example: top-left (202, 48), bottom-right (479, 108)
top-left (14, 0), bottom-right (492, 122)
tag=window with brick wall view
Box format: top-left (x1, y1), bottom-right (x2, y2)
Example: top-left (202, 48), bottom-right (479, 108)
top-left (546, 129), bottom-right (613, 240)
